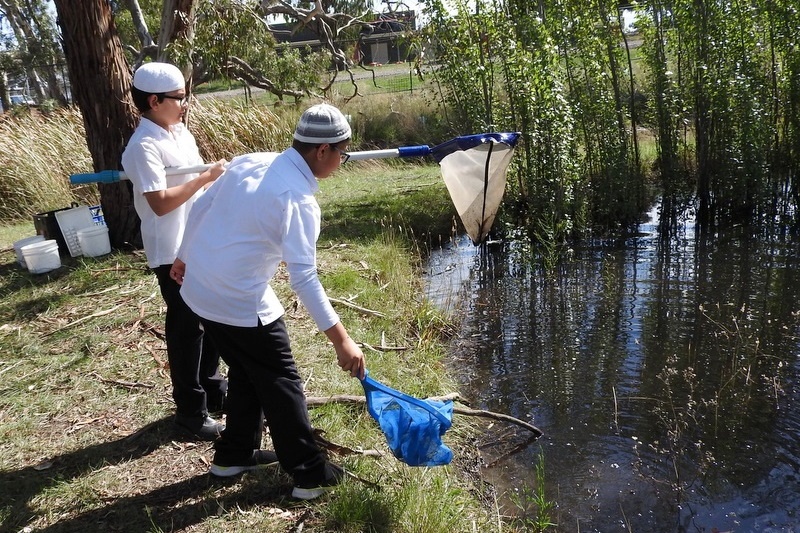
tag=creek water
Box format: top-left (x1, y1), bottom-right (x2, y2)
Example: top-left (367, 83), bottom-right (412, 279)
top-left (423, 205), bottom-right (800, 532)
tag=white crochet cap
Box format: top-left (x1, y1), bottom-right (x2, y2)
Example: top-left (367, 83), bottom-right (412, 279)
top-left (132, 62), bottom-right (185, 93)
top-left (294, 103), bottom-right (351, 144)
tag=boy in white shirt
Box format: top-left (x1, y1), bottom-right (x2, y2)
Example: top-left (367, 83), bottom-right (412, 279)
top-left (171, 103), bottom-right (366, 500)
top-left (121, 62), bottom-right (228, 441)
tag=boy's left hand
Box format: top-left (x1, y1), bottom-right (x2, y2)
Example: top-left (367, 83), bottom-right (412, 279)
top-left (170, 258), bottom-right (186, 285)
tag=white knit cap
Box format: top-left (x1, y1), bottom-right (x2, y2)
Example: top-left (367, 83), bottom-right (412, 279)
top-left (294, 103), bottom-right (351, 144)
top-left (132, 62), bottom-right (186, 93)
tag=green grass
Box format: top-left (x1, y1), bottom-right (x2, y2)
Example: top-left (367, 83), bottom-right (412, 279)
top-left (0, 162), bottom-right (510, 532)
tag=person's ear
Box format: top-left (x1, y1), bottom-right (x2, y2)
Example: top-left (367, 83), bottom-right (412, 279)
top-left (147, 94), bottom-right (159, 110)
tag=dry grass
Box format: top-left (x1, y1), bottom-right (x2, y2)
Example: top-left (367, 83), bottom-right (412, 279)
top-left (0, 108), bottom-right (97, 220)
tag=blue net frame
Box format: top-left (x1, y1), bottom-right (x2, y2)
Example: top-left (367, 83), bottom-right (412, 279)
top-left (361, 373), bottom-right (454, 466)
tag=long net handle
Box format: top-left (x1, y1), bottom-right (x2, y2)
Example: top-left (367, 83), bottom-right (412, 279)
top-left (70, 164), bottom-right (213, 184)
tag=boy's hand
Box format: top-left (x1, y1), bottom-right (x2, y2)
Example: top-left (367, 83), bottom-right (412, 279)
top-left (208, 159), bottom-right (228, 180)
top-left (170, 258), bottom-right (186, 285)
top-left (334, 336), bottom-right (366, 379)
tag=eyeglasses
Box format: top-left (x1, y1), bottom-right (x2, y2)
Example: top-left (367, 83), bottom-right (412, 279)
top-left (161, 94), bottom-right (188, 106)
top-left (331, 145), bottom-right (350, 164)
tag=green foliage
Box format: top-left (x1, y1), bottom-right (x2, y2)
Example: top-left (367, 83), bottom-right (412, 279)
top-left (194, 0), bottom-right (277, 80)
top-left (424, 0), bottom-right (584, 252)
top-left (508, 451), bottom-right (556, 532)
top-left (425, 0), bottom-right (800, 240)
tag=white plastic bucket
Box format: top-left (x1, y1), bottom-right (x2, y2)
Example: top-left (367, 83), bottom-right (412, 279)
top-left (21, 239), bottom-right (61, 274)
top-left (13, 235), bottom-right (45, 268)
top-left (76, 225), bottom-right (110, 257)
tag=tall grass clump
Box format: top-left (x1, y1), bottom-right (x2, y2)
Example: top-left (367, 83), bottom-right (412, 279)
top-left (189, 96), bottom-right (296, 159)
top-left (339, 91), bottom-right (451, 150)
top-left (0, 108), bottom-right (96, 220)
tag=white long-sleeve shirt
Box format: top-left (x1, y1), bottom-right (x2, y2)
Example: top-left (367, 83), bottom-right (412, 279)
top-left (178, 149), bottom-right (340, 330)
top-left (121, 118), bottom-right (205, 268)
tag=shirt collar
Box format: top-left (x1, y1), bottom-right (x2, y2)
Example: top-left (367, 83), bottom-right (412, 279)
top-left (285, 147), bottom-right (319, 193)
top-left (140, 117), bottom-right (183, 138)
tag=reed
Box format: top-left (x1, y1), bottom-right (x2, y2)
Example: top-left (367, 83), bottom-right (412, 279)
top-left (0, 108), bottom-right (96, 220)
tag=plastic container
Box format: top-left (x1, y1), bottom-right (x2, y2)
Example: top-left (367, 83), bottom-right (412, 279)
top-left (21, 239), bottom-right (61, 274)
top-left (13, 235), bottom-right (45, 268)
top-left (55, 205), bottom-right (95, 257)
top-left (76, 225), bottom-right (111, 257)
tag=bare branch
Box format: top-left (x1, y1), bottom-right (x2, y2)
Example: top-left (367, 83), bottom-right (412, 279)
top-left (226, 56), bottom-right (316, 101)
top-left (124, 0), bottom-right (155, 50)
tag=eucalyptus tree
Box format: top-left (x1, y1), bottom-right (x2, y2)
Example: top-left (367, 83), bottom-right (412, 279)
top-left (49, 0), bottom-right (393, 246)
top-left (51, 0), bottom-right (142, 246)
top-left (0, 0), bottom-right (66, 105)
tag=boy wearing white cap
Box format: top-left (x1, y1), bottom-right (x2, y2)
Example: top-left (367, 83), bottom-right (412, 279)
top-left (170, 103), bottom-right (366, 500)
top-left (121, 62), bottom-right (228, 440)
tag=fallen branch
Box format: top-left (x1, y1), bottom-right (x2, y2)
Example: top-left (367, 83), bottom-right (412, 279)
top-left (483, 434), bottom-right (541, 468)
top-left (454, 405), bottom-right (543, 438)
top-left (313, 428), bottom-right (383, 458)
top-left (89, 371), bottom-right (155, 389)
top-left (44, 303), bottom-right (125, 336)
top-left (329, 297), bottom-right (385, 318)
top-left (306, 394), bottom-right (543, 438)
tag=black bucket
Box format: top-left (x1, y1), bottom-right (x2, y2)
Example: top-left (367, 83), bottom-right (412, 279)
top-left (33, 207), bottom-right (71, 254)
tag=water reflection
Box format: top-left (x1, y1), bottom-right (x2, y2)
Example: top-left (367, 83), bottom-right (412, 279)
top-left (424, 204), bottom-right (800, 532)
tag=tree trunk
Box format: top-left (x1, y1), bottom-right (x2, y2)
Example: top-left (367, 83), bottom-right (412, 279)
top-left (52, 0), bottom-right (142, 249)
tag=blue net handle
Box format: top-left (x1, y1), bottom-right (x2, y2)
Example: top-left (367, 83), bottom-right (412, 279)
top-left (429, 132), bottom-right (521, 163)
top-left (361, 373), bottom-right (452, 429)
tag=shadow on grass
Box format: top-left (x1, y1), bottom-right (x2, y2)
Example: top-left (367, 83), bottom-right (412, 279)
top-left (0, 417), bottom-right (292, 532)
top-left (0, 416), bottom-right (397, 532)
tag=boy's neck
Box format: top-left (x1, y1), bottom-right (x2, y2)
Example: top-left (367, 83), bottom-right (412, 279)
top-left (143, 111), bottom-right (178, 131)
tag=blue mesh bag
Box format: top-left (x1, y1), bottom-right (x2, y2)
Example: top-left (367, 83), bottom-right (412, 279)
top-left (361, 373), bottom-right (454, 466)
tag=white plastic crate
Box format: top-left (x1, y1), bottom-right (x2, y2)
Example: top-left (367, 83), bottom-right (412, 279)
top-left (55, 205), bottom-right (95, 257)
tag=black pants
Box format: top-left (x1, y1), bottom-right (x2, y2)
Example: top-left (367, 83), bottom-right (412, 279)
top-left (153, 265), bottom-right (227, 417)
top-left (199, 316), bottom-right (327, 485)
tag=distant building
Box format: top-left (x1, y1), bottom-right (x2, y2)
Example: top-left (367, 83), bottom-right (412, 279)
top-left (270, 11), bottom-right (417, 67)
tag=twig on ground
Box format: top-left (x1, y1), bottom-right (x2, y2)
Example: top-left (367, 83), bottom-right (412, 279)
top-left (89, 371), bottom-right (155, 389)
top-left (0, 360), bottom-right (23, 377)
top-left (357, 341), bottom-right (407, 353)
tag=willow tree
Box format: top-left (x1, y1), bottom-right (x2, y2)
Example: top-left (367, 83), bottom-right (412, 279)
top-left (425, 0), bottom-right (583, 256)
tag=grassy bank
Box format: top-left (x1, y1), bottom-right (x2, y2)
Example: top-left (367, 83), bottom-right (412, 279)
top-left (0, 162), bottom-right (514, 532)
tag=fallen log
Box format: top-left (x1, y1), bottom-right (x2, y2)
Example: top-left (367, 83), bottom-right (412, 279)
top-left (305, 394), bottom-right (543, 438)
